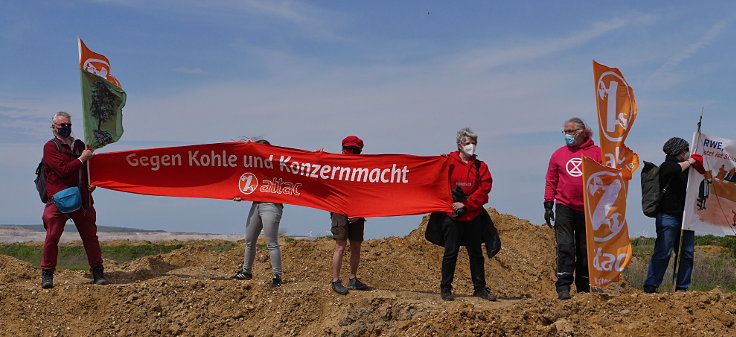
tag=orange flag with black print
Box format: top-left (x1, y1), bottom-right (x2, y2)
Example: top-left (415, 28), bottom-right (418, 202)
top-left (582, 61), bottom-right (638, 287)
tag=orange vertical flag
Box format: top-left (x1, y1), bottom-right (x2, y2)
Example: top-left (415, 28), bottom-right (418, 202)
top-left (584, 61), bottom-right (638, 288)
top-left (593, 61), bottom-right (639, 178)
top-left (582, 156), bottom-right (633, 287)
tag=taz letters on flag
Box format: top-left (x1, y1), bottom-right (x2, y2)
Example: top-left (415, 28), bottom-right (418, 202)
top-left (582, 156), bottom-right (633, 287)
top-left (593, 61), bottom-right (639, 178)
top-left (683, 132), bottom-right (736, 235)
top-left (79, 38), bottom-right (126, 149)
top-left (89, 142), bottom-right (453, 218)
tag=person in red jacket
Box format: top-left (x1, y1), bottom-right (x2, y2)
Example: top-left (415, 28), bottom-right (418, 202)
top-left (544, 117), bottom-right (601, 300)
top-left (438, 127), bottom-right (495, 301)
top-left (40, 111), bottom-right (107, 289)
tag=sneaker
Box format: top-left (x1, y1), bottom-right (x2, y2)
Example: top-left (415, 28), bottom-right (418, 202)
top-left (41, 269), bottom-right (54, 289)
top-left (643, 286), bottom-right (656, 294)
top-left (473, 288), bottom-right (497, 301)
top-left (348, 277), bottom-right (367, 290)
top-left (91, 265), bottom-right (108, 285)
top-left (440, 288), bottom-right (454, 301)
top-left (331, 280), bottom-right (348, 295)
top-left (557, 289), bottom-right (571, 300)
top-left (675, 288), bottom-right (688, 292)
top-left (230, 270), bottom-right (252, 280)
top-left (270, 276), bottom-right (282, 288)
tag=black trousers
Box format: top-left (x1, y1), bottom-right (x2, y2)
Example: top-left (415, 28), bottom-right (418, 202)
top-left (554, 203), bottom-right (590, 292)
top-left (440, 214), bottom-right (486, 291)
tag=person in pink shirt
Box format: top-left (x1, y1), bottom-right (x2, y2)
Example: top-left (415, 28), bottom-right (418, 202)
top-left (544, 117), bottom-right (601, 300)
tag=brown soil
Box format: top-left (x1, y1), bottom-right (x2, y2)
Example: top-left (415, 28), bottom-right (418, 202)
top-left (1, 209), bottom-right (734, 336)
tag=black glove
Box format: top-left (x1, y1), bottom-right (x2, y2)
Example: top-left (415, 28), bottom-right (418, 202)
top-left (544, 201), bottom-right (555, 228)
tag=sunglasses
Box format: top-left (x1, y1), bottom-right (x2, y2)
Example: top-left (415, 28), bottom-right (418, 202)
top-left (56, 123), bottom-right (72, 127)
top-left (562, 129), bottom-right (580, 135)
top-left (343, 146), bottom-right (362, 154)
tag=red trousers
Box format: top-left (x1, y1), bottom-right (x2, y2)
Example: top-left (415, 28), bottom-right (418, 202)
top-left (41, 203), bottom-right (103, 272)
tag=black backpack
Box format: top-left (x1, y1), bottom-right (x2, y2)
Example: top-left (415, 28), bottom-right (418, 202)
top-left (640, 161), bottom-right (670, 218)
top-left (34, 139), bottom-right (76, 203)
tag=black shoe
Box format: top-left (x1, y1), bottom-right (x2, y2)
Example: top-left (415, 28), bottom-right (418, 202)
top-left (270, 276), bottom-right (282, 288)
top-left (440, 288), bottom-right (454, 301)
top-left (675, 288), bottom-right (688, 292)
top-left (331, 280), bottom-right (348, 295)
top-left (41, 269), bottom-right (54, 289)
top-left (91, 266), bottom-right (108, 285)
top-left (473, 288), bottom-right (497, 301)
top-left (348, 277), bottom-right (367, 290)
top-left (643, 286), bottom-right (656, 294)
top-left (230, 270), bottom-right (252, 280)
top-left (557, 289), bottom-right (571, 300)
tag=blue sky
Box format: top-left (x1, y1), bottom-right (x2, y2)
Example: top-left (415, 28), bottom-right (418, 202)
top-left (2, 1), bottom-right (735, 238)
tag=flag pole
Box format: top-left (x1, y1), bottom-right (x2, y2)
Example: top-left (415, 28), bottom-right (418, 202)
top-left (672, 110), bottom-right (704, 291)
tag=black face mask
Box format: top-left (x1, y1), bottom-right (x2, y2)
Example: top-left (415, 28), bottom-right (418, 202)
top-left (57, 125), bottom-right (72, 137)
top-left (343, 146), bottom-right (362, 154)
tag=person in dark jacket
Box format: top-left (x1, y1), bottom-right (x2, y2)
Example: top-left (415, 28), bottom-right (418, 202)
top-left (643, 137), bottom-right (704, 293)
top-left (40, 111), bottom-right (107, 289)
top-left (437, 127), bottom-right (495, 301)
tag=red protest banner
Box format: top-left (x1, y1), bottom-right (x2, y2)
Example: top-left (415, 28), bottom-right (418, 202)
top-left (89, 142), bottom-right (453, 217)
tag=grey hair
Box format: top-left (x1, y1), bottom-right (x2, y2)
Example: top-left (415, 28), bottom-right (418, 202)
top-left (52, 111), bottom-right (71, 124)
top-left (565, 117), bottom-right (593, 140)
top-left (456, 127), bottom-right (478, 144)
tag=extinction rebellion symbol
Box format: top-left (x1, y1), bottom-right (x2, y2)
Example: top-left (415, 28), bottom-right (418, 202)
top-left (566, 158), bottom-right (583, 177)
top-left (238, 172), bottom-right (259, 195)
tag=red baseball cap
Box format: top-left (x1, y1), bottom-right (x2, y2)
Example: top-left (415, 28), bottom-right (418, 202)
top-left (341, 136), bottom-right (364, 149)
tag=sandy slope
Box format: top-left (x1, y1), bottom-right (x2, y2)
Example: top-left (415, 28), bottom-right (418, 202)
top-left (0, 209), bottom-right (734, 336)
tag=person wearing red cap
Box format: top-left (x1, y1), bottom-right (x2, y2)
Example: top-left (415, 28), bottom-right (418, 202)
top-left (329, 136), bottom-right (369, 295)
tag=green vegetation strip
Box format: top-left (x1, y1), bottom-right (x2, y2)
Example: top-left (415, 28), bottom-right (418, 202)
top-left (626, 236), bottom-right (736, 292)
top-left (0, 243), bottom-right (184, 269)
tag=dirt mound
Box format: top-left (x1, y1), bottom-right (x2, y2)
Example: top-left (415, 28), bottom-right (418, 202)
top-left (0, 255), bottom-right (37, 283)
top-left (1, 208), bottom-right (734, 336)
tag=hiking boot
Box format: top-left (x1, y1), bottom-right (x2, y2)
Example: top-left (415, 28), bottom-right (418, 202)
top-left (91, 266), bottom-right (108, 285)
top-left (473, 288), bottom-right (497, 301)
top-left (41, 269), bottom-right (54, 289)
top-left (348, 277), bottom-right (367, 290)
top-left (643, 286), bottom-right (656, 294)
top-left (557, 288), bottom-right (571, 300)
top-left (230, 270), bottom-right (252, 280)
top-left (331, 280), bottom-right (348, 295)
top-left (270, 276), bottom-right (282, 288)
top-left (440, 288), bottom-right (454, 301)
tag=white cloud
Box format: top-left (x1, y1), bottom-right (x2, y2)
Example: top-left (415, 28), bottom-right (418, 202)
top-left (650, 17), bottom-right (732, 80)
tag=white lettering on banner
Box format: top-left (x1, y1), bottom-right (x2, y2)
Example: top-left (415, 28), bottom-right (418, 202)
top-left (593, 277), bottom-right (613, 286)
top-left (603, 146), bottom-right (626, 168)
top-left (276, 156), bottom-right (410, 184)
top-left (587, 171), bottom-right (625, 242)
top-left (592, 247), bottom-right (629, 272)
top-left (597, 71), bottom-right (633, 142)
top-left (566, 158), bottom-right (583, 177)
top-left (188, 150), bottom-right (238, 168)
top-left (126, 153), bottom-right (182, 171)
top-left (260, 178), bottom-right (302, 196)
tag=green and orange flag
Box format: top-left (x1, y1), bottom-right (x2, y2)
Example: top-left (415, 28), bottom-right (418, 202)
top-left (78, 38), bottom-right (127, 149)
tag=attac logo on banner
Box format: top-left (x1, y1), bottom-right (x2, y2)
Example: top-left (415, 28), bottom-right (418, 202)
top-left (584, 61), bottom-right (639, 288)
top-left (89, 142), bottom-right (453, 218)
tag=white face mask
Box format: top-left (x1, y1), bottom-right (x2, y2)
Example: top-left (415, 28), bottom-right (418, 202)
top-left (461, 143), bottom-right (476, 156)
